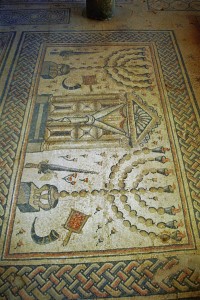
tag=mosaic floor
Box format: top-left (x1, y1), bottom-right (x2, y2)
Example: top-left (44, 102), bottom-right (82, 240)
top-left (0, 1), bottom-right (200, 299)
top-left (148, 0), bottom-right (200, 11)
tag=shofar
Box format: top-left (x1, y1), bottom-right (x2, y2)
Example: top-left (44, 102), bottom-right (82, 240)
top-left (86, 0), bottom-right (115, 20)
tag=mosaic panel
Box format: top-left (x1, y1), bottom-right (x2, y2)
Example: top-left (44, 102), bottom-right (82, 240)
top-left (0, 30), bottom-right (199, 299)
top-left (147, 0), bottom-right (200, 11)
top-left (0, 9), bottom-right (70, 26)
top-left (0, 0), bottom-right (134, 4)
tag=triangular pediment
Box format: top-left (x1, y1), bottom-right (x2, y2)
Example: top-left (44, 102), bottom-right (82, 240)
top-left (133, 101), bottom-right (153, 139)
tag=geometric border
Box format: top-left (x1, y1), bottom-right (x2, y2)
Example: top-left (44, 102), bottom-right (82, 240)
top-left (0, 32), bottom-right (15, 75)
top-left (0, 9), bottom-right (70, 26)
top-left (147, 0), bottom-right (200, 11)
top-left (0, 32), bottom-right (16, 103)
top-left (0, 257), bottom-right (200, 298)
top-left (0, 0), bottom-right (134, 4)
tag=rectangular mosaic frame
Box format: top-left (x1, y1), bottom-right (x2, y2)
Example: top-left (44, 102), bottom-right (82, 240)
top-left (0, 30), bottom-right (199, 299)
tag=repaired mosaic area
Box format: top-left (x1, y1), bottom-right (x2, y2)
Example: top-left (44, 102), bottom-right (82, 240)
top-left (148, 0), bottom-right (200, 11)
top-left (0, 30), bottom-right (199, 299)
